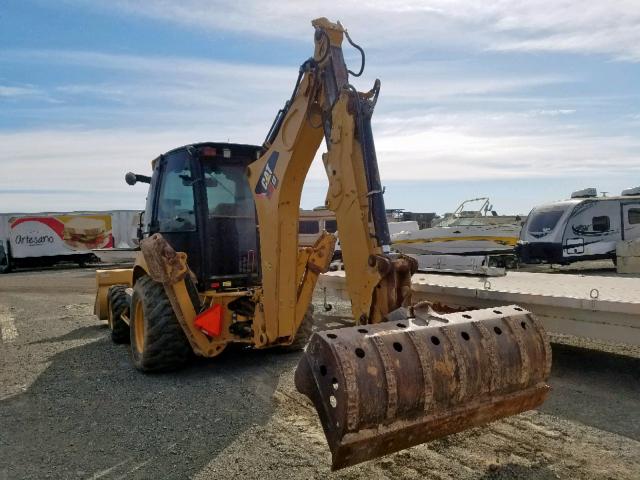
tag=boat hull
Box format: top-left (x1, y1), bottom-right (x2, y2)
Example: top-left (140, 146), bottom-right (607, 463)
top-left (393, 226), bottom-right (521, 255)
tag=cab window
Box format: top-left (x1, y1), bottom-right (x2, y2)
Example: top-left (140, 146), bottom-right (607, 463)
top-left (156, 154), bottom-right (196, 232)
top-left (202, 159), bottom-right (257, 276)
top-left (203, 161), bottom-right (254, 218)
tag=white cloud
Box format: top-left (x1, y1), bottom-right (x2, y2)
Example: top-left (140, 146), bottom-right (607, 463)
top-left (2, 49), bottom-right (292, 89)
top-left (2, 3), bottom-right (639, 213)
top-left (76, 0), bottom-right (640, 61)
top-left (2, 47), bottom-right (574, 120)
top-left (0, 85), bottom-right (38, 98)
top-left (378, 65), bottom-right (573, 103)
top-left (1, 49), bottom-right (297, 132)
top-left (369, 107), bottom-right (640, 181)
top-left (528, 109), bottom-right (576, 117)
top-left (0, 84), bottom-right (47, 100)
top-left (1, 108), bottom-right (638, 212)
top-left (0, 129), bottom-right (213, 212)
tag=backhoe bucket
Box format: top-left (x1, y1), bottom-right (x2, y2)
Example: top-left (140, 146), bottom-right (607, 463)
top-left (295, 305), bottom-right (551, 470)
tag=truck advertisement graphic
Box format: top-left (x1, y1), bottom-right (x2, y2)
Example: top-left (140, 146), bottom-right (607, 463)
top-left (9, 214), bottom-right (113, 258)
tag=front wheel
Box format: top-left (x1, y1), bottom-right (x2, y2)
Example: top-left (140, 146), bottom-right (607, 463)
top-left (129, 276), bottom-right (191, 372)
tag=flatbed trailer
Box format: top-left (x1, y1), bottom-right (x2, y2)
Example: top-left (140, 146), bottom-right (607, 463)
top-left (319, 270), bottom-right (640, 346)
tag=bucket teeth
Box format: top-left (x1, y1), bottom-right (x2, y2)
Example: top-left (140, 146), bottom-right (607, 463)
top-left (294, 305), bottom-right (551, 470)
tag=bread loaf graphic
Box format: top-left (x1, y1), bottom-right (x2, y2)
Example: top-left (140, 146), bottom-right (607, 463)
top-left (62, 217), bottom-right (109, 249)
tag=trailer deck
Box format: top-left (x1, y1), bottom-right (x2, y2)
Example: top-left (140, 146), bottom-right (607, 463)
top-left (319, 270), bottom-right (640, 346)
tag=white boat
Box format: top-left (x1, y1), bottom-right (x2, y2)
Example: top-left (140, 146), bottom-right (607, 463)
top-left (392, 198), bottom-right (525, 256)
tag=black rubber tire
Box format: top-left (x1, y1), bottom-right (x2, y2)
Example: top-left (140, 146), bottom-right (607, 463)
top-left (281, 304), bottom-right (315, 352)
top-left (129, 275), bottom-right (191, 372)
top-left (107, 285), bottom-right (130, 344)
top-left (0, 248), bottom-right (11, 274)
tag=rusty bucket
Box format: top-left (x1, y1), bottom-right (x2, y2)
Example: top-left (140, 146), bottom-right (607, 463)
top-left (295, 305), bottom-right (551, 470)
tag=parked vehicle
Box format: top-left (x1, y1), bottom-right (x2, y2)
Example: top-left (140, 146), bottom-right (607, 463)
top-left (517, 187), bottom-right (640, 264)
top-left (298, 208), bottom-right (337, 247)
top-left (392, 197), bottom-right (525, 256)
top-left (0, 210), bottom-right (140, 272)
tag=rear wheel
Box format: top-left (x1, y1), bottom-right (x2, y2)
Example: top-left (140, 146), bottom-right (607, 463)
top-left (281, 305), bottom-right (315, 352)
top-left (107, 285), bottom-right (130, 344)
top-left (129, 275), bottom-right (191, 372)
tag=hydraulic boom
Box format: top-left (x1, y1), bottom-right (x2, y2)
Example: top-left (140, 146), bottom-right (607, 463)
top-left (248, 18), bottom-right (551, 469)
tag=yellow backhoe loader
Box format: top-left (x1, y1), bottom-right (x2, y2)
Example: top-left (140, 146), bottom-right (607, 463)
top-left (94, 18), bottom-right (551, 470)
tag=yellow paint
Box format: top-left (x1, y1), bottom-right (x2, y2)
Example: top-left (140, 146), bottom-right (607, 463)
top-left (323, 93), bottom-right (383, 323)
top-left (93, 268), bottom-right (132, 320)
top-left (246, 19), bottom-right (341, 342)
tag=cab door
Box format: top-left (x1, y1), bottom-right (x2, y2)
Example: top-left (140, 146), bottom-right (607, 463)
top-left (622, 202), bottom-right (640, 241)
top-left (152, 149), bottom-right (204, 280)
top-left (200, 154), bottom-right (259, 288)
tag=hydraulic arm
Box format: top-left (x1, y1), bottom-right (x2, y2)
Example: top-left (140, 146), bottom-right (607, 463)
top-left (248, 18), bottom-right (551, 469)
top-left (247, 18), bottom-right (417, 339)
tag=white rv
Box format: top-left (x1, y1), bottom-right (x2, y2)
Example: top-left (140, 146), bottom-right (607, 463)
top-left (517, 188), bottom-right (640, 264)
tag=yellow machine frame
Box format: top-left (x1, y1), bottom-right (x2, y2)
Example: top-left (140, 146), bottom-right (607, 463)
top-left (94, 17), bottom-right (551, 470)
top-left (96, 18), bottom-right (413, 356)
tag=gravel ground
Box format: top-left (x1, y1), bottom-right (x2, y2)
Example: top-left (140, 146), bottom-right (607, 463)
top-left (1, 268), bottom-right (639, 479)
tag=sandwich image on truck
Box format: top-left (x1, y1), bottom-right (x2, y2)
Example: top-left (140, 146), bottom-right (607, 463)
top-left (62, 216), bottom-right (110, 250)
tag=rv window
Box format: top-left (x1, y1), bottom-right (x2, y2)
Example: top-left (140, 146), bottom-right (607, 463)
top-left (628, 208), bottom-right (640, 225)
top-left (592, 216), bottom-right (610, 232)
top-left (324, 219), bottom-right (338, 233)
top-left (527, 208), bottom-right (564, 234)
top-left (299, 220), bottom-right (320, 234)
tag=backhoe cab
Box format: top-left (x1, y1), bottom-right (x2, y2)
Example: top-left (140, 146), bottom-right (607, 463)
top-left (126, 143), bottom-right (261, 290)
top-left (94, 18), bottom-right (551, 470)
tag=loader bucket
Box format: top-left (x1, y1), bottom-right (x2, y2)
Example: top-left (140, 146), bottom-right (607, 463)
top-left (295, 305), bottom-right (551, 470)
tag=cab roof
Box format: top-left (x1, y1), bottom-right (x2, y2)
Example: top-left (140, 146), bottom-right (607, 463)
top-left (151, 142), bottom-right (262, 168)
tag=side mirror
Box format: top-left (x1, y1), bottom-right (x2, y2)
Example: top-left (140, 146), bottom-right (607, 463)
top-left (125, 172), bottom-right (151, 186)
top-left (125, 172), bottom-right (138, 185)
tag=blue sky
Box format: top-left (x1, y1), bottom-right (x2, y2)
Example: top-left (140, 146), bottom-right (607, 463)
top-left (1, 1), bottom-right (639, 215)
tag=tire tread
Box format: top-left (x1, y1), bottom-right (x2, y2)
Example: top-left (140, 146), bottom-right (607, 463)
top-left (130, 276), bottom-right (191, 372)
top-left (108, 285), bottom-right (130, 344)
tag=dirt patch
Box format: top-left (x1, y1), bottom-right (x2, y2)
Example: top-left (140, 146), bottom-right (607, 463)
top-left (195, 290), bottom-right (640, 480)
top-left (196, 364), bottom-right (639, 480)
